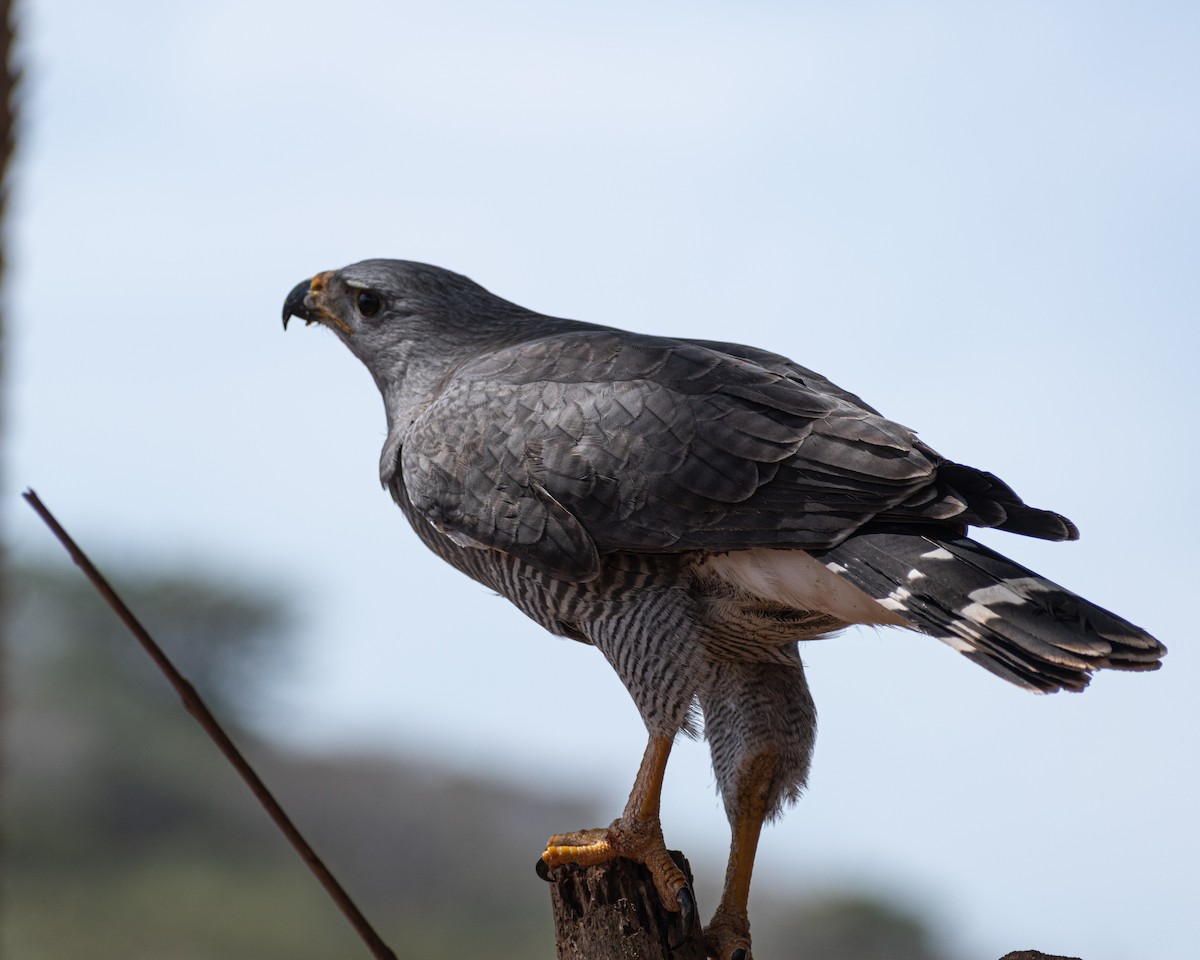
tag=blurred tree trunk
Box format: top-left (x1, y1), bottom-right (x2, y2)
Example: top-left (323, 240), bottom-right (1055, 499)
top-left (0, 0), bottom-right (20, 936)
top-left (0, 0), bottom-right (16, 451)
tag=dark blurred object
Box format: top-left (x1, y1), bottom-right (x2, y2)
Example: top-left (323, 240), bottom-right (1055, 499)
top-left (1000, 952), bottom-right (1082, 960)
top-left (0, 0), bottom-right (18, 433)
top-left (0, 0), bottom-right (20, 943)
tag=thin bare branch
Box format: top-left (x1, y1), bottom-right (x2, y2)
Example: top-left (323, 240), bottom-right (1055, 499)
top-left (22, 488), bottom-right (399, 960)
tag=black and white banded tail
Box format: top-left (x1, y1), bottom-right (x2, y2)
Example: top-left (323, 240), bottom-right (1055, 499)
top-left (817, 529), bottom-right (1165, 693)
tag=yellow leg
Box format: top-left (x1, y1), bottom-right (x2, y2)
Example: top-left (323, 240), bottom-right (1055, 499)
top-left (705, 753), bottom-right (776, 960)
top-left (540, 734), bottom-right (689, 911)
top-left (624, 733), bottom-right (671, 822)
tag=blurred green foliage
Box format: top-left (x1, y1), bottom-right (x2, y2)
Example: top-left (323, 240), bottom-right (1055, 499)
top-left (4, 561), bottom-right (950, 959)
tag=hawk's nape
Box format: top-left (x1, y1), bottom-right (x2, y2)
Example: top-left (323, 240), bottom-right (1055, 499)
top-left (282, 259), bottom-right (1164, 960)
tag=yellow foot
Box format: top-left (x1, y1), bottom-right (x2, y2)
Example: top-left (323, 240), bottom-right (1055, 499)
top-left (705, 909), bottom-right (751, 960)
top-left (538, 817), bottom-right (691, 916)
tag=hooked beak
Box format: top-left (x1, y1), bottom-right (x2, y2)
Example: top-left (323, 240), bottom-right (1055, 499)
top-left (281, 278), bottom-right (313, 330)
top-left (282, 271), bottom-right (349, 333)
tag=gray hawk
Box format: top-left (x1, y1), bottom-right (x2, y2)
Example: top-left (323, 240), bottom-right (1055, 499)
top-left (283, 259), bottom-right (1164, 960)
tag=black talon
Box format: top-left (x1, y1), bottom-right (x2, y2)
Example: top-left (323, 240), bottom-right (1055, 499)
top-left (535, 857), bottom-right (552, 882)
top-left (667, 885), bottom-right (696, 949)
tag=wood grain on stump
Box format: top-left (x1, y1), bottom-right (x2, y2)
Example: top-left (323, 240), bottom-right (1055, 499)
top-left (546, 852), bottom-right (707, 959)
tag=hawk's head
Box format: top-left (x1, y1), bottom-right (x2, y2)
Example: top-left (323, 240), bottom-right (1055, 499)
top-left (282, 259), bottom-right (582, 390)
top-left (282, 258), bottom-right (512, 377)
top-left (282, 259), bottom-right (491, 335)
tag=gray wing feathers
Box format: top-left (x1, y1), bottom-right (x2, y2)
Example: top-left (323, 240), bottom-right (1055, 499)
top-left (402, 385), bottom-right (601, 580)
top-left (400, 332), bottom-right (932, 578)
top-left (686, 337), bottom-right (885, 415)
top-left (399, 329), bottom-right (1074, 581)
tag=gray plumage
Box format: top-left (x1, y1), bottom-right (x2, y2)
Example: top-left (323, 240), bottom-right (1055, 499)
top-left (283, 259), bottom-right (1164, 958)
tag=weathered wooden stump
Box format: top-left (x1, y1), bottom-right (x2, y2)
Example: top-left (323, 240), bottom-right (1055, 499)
top-left (545, 851), bottom-right (708, 959)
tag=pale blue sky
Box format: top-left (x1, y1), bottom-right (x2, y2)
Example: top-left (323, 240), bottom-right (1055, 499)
top-left (8, 2), bottom-right (1197, 958)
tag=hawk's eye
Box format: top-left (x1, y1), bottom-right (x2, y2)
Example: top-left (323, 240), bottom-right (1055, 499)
top-left (356, 291), bottom-right (382, 318)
